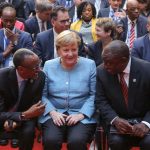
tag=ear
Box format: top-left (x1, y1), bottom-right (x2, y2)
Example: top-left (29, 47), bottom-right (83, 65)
top-left (107, 30), bottom-right (112, 36)
top-left (51, 18), bottom-right (55, 27)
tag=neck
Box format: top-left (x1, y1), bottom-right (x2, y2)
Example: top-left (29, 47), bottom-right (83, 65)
top-left (102, 37), bottom-right (113, 48)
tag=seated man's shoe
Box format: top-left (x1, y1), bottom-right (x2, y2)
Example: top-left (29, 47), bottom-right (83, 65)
top-left (0, 139), bottom-right (8, 146)
top-left (11, 139), bottom-right (19, 148)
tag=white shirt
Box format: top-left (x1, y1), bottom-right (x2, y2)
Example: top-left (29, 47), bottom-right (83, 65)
top-left (53, 28), bottom-right (58, 58)
top-left (73, 6), bottom-right (78, 22)
top-left (95, 0), bottom-right (101, 16)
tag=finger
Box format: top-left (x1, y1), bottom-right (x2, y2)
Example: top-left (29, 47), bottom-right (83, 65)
top-left (12, 122), bottom-right (17, 129)
top-left (66, 115), bottom-right (72, 122)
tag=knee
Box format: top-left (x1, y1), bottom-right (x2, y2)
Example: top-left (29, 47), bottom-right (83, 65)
top-left (140, 135), bottom-right (150, 149)
top-left (108, 134), bottom-right (125, 149)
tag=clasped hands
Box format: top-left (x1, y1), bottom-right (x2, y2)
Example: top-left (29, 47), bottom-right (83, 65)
top-left (113, 118), bottom-right (150, 137)
top-left (50, 110), bottom-right (85, 126)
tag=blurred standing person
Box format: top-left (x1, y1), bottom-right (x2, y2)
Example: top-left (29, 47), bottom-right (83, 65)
top-left (39, 30), bottom-right (96, 150)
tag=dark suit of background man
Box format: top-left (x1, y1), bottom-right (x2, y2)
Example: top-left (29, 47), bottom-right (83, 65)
top-left (34, 6), bottom-right (85, 67)
top-left (131, 16), bottom-right (150, 62)
top-left (0, 48), bottom-right (45, 150)
top-left (95, 40), bottom-right (150, 150)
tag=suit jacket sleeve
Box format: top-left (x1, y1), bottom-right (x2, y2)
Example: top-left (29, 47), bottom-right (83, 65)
top-left (95, 66), bottom-right (118, 125)
top-left (78, 61), bottom-right (96, 118)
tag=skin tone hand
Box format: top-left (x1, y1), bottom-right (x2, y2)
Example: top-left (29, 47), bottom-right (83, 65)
top-left (50, 110), bottom-right (67, 126)
top-left (66, 113), bottom-right (85, 126)
top-left (132, 123), bottom-right (149, 137)
top-left (4, 120), bottom-right (17, 132)
top-left (3, 42), bottom-right (14, 58)
top-left (113, 118), bottom-right (133, 134)
top-left (5, 28), bottom-right (19, 44)
top-left (22, 101), bottom-right (45, 119)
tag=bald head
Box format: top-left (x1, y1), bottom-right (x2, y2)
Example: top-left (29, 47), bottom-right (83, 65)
top-left (126, 0), bottom-right (140, 20)
top-left (1, 6), bottom-right (16, 30)
top-left (102, 40), bottom-right (130, 74)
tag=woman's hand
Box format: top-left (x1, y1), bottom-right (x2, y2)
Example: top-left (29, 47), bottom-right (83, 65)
top-left (50, 111), bottom-right (67, 126)
top-left (66, 113), bottom-right (85, 126)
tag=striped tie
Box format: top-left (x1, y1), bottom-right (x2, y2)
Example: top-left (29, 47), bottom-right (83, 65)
top-left (119, 72), bottom-right (128, 107)
top-left (129, 22), bottom-right (135, 49)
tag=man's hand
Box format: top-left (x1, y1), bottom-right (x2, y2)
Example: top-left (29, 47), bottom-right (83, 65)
top-left (50, 111), bottom-right (67, 126)
top-left (22, 101), bottom-right (45, 119)
top-left (132, 123), bottom-right (149, 137)
top-left (113, 118), bottom-right (133, 134)
top-left (5, 28), bottom-right (19, 44)
top-left (66, 113), bottom-right (85, 126)
top-left (4, 120), bottom-right (17, 132)
top-left (3, 42), bottom-right (14, 58)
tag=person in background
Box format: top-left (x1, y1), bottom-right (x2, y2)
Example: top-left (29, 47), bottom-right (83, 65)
top-left (68, 0), bottom-right (85, 22)
top-left (96, 40), bottom-right (150, 150)
top-left (0, 48), bottom-right (45, 150)
top-left (0, 2), bottom-right (24, 30)
top-left (0, 6), bottom-right (32, 68)
top-left (34, 6), bottom-right (85, 67)
top-left (98, 0), bottom-right (126, 22)
top-left (39, 30), bottom-right (96, 150)
top-left (119, 0), bottom-right (147, 50)
top-left (70, 1), bottom-right (97, 45)
top-left (25, 0), bottom-right (53, 41)
top-left (131, 16), bottom-right (150, 61)
top-left (88, 18), bottom-right (117, 66)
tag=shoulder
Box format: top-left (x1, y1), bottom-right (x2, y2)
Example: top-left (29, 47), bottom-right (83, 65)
top-left (37, 29), bottom-right (53, 38)
top-left (79, 57), bottom-right (96, 69)
top-left (43, 58), bottom-right (60, 70)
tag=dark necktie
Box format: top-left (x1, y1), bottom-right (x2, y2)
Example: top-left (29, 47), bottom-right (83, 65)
top-left (119, 72), bottom-right (128, 107)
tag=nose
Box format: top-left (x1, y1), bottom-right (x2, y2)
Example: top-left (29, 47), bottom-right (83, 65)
top-left (68, 50), bottom-right (73, 56)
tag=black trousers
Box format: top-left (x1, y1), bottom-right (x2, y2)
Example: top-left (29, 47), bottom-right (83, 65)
top-left (42, 119), bottom-right (96, 150)
top-left (108, 133), bottom-right (150, 150)
top-left (0, 120), bottom-right (36, 150)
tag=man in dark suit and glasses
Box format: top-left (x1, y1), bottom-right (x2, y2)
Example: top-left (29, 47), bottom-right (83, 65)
top-left (95, 40), bottom-right (150, 150)
top-left (0, 48), bottom-right (45, 150)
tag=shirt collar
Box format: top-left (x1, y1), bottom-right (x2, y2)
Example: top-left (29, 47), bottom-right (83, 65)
top-left (127, 16), bottom-right (137, 25)
top-left (122, 57), bottom-right (131, 74)
top-left (16, 70), bottom-right (25, 83)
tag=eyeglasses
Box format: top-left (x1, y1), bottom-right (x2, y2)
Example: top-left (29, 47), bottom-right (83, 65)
top-left (59, 18), bottom-right (71, 24)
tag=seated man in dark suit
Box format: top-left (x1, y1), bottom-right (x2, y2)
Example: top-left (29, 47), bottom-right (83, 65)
top-left (95, 40), bottom-right (150, 150)
top-left (0, 48), bottom-right (45, 150)
top-left (34, 6), bottom-right (85, 66)
top-left (131, 16), bottom-right (150, 61)
top-left (25, 0), bottom-right (52, 41)
top-left (0, 5), bottom-right (33, 68)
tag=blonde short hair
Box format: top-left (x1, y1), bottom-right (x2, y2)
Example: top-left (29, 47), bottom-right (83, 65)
top-left (56, 30), bottom-right (81, 50)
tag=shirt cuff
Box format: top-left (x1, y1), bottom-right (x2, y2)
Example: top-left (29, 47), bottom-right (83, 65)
top-left (142, 121), bottom-right (150, 129)
top-left (111, 116), bottom-right (119, 125)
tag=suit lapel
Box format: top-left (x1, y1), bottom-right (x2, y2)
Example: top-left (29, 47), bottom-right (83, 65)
top-left (0, 29), bottom-right (4, 51)
top-left (128, 58), bottom-right (139, 112)
top-left (8, 68), bottom-right (19, 103)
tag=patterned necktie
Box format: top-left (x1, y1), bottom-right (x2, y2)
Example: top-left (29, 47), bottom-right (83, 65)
top-left (119, 72), bottom-right (128, 107)
top-left (129, 22), bottom-right (135, 49)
